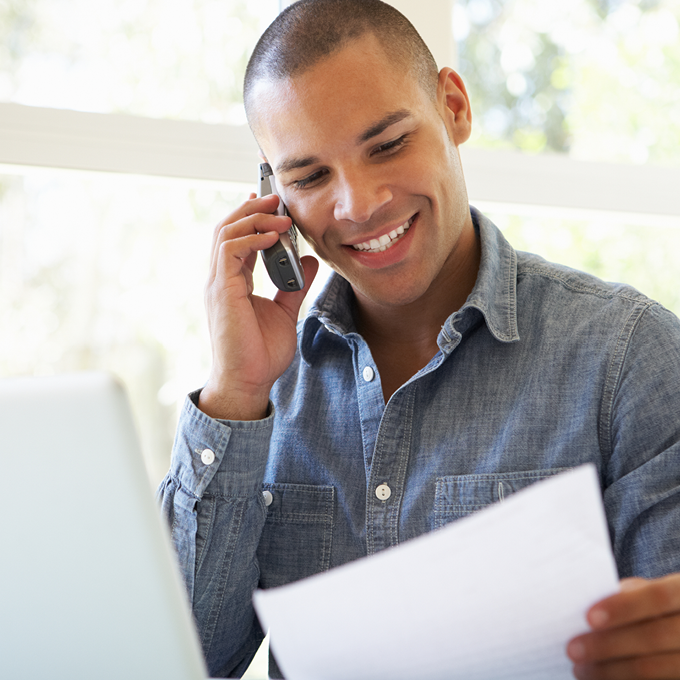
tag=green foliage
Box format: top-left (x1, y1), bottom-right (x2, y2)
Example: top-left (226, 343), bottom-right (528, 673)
top-left (0, 0), bottom-right (38, 61)
top-left (456, 0), bottom-right (680, 165)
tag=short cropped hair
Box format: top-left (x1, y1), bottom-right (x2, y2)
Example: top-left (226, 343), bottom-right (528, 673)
top-left (243, 0), bottom-right (439, 131)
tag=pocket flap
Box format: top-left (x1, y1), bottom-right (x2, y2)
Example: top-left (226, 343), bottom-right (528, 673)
top-left (435, 468), bottom-right (571, 527)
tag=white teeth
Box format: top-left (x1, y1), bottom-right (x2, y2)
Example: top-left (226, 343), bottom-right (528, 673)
top-left (351, 218), bottom-right (413, 253)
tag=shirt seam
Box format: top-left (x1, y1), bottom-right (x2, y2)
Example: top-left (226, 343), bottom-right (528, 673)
top-left (599, 300), bottom-right (656, 466)
top-left (518, 266), bottom-right (653, 305)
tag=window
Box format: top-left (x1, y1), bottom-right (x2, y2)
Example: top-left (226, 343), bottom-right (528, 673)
top-left (455, 0), bottom-right (680, 165)
top-left (1, 0), bottom-right (679, 488)
top-left (1, 0), bottom-right (278, 123)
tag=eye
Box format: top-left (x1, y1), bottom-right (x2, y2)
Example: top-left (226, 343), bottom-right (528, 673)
top-left (292, 168), bottom-right (328, 189)
top-left (372, 135), bottom-right (408, 156)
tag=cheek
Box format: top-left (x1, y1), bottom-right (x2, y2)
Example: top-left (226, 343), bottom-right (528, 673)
top-left (421, 142), bottom-right (466, 204)
top-left (401, 138), bottom-right (452, 190)
top-left (289, 195), bottom-right (332, 247)
top-left (298, 228), bottom-right (320, 254)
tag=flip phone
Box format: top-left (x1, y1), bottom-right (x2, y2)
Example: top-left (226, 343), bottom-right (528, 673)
top-left (257, 162), bottom-right (305, 292)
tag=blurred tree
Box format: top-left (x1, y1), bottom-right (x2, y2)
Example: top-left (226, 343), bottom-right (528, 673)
top-left (456, 0), bottom-right (680, 165)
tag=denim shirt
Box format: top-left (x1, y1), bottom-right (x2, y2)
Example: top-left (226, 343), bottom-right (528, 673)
top-left (158, 207), bottom-right (680, 678)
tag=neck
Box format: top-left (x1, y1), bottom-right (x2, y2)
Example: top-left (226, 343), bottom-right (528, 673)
top-left (353, 220), bottom-right (481, 401)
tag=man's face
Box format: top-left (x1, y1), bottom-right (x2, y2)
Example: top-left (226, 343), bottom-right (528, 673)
top-left (252, 33), bottom-right (473, 310)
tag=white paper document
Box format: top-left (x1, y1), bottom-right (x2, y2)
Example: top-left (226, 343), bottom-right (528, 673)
top-left (253, 464), bottom-right (619, 680)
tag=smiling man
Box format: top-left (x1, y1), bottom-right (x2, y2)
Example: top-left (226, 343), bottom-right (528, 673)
top-left (158, 1), bottom-right (680, 678)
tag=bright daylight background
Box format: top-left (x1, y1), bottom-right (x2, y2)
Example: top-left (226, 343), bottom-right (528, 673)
top-left (1, 0), bottom-right (679, 499)
top-left (1, 0), bottom-right (679, 677)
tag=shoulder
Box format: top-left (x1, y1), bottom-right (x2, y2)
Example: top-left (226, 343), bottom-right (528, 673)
top-left (514, 249), bottom-right (680, 354)
top-left (513, 249), bottom-right (676, 326)
top-left (516, 249), bottom-right (651, 306)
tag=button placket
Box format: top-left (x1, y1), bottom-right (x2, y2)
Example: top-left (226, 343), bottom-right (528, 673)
top-left (365, 384), bottom-right (416, 555)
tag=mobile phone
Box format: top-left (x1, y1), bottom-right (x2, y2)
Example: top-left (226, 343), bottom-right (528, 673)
top-left (257, 162), bottom-right (305, 292)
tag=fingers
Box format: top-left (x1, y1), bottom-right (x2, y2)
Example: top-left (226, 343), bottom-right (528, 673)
top-left (567, 575), bottom-right (680, 679)
top-left (572, 652), bottom-right (680, 680)
top-left (213, 230), bottom-right (281, 292)
top-left (588, 575), bottom-right (680, 630)
top-left (210, 193), bottom-right (275, 257)
top-left (569, 612), bottom-right (680, 663)
top-left (208, 194), bottom-right (292, 283)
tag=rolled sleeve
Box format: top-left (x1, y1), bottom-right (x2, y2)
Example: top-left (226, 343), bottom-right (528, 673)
top-left (166, 390), bottom-right (275, 500)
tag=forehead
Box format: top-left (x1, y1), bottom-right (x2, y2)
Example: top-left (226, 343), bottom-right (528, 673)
top-left (250, 35), bottom-right (432, 159)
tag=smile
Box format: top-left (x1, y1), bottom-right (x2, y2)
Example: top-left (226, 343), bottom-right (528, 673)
top-left (351, 217), bottom-right (415, 253)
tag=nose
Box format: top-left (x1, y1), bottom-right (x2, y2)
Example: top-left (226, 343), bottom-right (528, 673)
top-left (333, 168), bottom-right (392, 223)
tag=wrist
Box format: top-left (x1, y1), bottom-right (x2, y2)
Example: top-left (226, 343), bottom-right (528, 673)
top-left (197, 383), bottom-right (271, 421)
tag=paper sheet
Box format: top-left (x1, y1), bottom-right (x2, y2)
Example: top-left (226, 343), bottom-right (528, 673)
top-left (253, 464), bottom-right (619, 680)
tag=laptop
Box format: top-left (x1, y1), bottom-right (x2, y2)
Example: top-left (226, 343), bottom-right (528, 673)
top-left (0, 372), bottom-right (211, 680)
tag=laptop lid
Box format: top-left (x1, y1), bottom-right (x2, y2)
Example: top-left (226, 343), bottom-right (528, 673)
top-left (0, 372), bottom-right (208, 680)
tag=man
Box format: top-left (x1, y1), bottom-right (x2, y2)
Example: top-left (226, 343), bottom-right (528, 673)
top-left (158, 1), bottom-right (680, 678)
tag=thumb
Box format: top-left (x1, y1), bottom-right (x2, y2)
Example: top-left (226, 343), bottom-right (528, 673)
top-left (620, 577), bottom-right (648, 592)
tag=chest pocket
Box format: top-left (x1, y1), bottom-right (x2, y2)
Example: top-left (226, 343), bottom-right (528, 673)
top-left (434, 468), bottom-right (571, 529)
top-left (257, 483), bottom-right (335, 589)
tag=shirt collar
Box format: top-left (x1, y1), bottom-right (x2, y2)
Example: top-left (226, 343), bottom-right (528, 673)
top-left (300, 206), bottom-right (519, 362)
top-left (459, 206), bottom-right (519, 343)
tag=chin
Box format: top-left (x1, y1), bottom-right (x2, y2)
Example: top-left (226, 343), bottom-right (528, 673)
top-left (352, 278), bottom-right (430, 310)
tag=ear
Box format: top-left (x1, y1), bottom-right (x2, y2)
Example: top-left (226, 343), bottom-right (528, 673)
top-left (436, 68), bottom-right (472, 147)
top-left (257, 148), bottom-right (268, 162)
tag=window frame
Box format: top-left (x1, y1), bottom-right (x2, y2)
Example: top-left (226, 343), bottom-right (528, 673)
top-left (1, 0), bottom-right (678, 220)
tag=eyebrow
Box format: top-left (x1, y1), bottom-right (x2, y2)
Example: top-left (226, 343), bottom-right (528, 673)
top-left (275, 109), bottom-right (412, 176)
top-left (276, 154), bottom-right (321, 175)
top-left (357, 109), bottom-right (412, 144)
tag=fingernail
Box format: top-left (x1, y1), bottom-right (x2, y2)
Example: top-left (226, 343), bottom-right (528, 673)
top-left (590, 608), bottom-right (609, 627)
top-left (568, 640), bottom-right (585, 661)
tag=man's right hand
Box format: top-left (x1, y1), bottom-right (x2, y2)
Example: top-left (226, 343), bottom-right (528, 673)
top-left (198, 193), bottom-right (318, 421)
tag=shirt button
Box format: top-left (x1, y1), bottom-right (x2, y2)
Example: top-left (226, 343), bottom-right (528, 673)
top-left (375, 483), bottom-right (391, 501)
top-left (362, 366), bottom-right (375, 382)
top-left (200, 449), bottom-right (215, 465)
top-left (262, 490), bottom-right (274, 506)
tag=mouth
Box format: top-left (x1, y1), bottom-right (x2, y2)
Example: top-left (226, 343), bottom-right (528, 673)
top-left (350, 216), bottom-right (415, 254)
